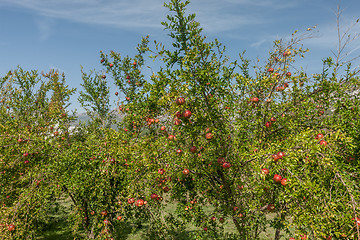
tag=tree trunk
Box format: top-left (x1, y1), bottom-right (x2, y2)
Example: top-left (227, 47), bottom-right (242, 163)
top-left (274, 211), bottom-right (286, 240)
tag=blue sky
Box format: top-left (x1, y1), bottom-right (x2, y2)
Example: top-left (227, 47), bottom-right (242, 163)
top-left (0, 0), bottom-right (359, 112)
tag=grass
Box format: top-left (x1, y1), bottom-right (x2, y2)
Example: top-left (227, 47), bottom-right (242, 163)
top-left (37, 197), bottom-right (74, 240)
top-left (37, 197), bottom-right (291, 240)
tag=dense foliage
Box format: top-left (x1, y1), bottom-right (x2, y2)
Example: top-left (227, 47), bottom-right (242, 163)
top-left (1, 0), bottom-right (360, 239)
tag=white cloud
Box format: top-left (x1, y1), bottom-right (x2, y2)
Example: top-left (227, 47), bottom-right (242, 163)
top-left (0, 0), bottom-right (167, 31)
top-left (35, 16), bottom-right (56, 41)
top-left (187, 0), bottom-right (299, 32)
top-left (302, 14), bottom-right (360, 57)
top-left (221, 0), bottom-right (297, 9)
top-left (0, 0), bottom-right (297, 34)
top-left (250, 39), bottom-right (268, 48)
top-left (4, 0), bottom-right (358, 63)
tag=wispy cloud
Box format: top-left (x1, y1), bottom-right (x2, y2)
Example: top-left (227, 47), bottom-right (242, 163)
top-left (221, 0), bottom-right (297, 9)
top-left (35, 16), bottom-right (55, 41)
top-left (0, 0), bottom-right (166, 31)
top-left (188, 0), bottom-right (299, 32)
top-left (303, 14), bottom-right (360, 53)
top-left (4, 0), bottom-right (358, 60)
top-left (250, 39), bottom-right (268, 48)
top-left (0, 0), bottom-right (297, 34)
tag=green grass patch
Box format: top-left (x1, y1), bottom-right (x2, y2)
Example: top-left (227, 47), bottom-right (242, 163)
top-left (37, 197), bottom-right (74, 240)
top-left (37, 197), bottom-right (292, 239)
